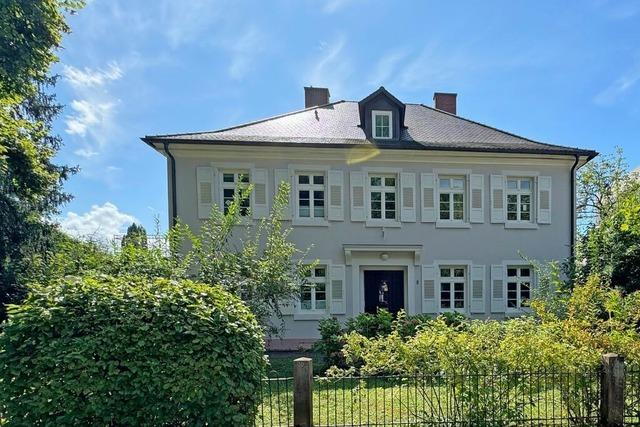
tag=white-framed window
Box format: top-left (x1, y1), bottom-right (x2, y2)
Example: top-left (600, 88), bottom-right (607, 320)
top-left (300, 266), bottom-right (327, 311)
top-left (222, 170), bottom-right (250, 216)
top-left (440, 266), bottom-right (466, 311)
top-left (506, 177), bottom-right (533, 222)
top-left (372, 110), bottom-right (392, 139)
top-left (439, 176), bottom-right (465, 221)
top-left (296, 172), bottom-right (326, 219)
top-left (369, 173), bottom-right (397, 220)
top-left (506, 266), bottom-right (532, 310)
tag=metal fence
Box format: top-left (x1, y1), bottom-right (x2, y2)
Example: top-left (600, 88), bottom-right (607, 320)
top-left (255, 368), bottom-right (603, 426)
top-left (626, 366), bottom-right (640, 425)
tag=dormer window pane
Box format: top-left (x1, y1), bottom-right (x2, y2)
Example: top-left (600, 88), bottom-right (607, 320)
top-left (372, 110), bottom-right (392, 139)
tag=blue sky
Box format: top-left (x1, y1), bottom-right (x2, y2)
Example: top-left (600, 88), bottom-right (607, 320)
top-left (54, 0), bottom-right (640, 238)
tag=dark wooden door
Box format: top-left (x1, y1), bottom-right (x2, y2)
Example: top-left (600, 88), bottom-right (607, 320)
top-left (364, 270), bottom-right (404, 315)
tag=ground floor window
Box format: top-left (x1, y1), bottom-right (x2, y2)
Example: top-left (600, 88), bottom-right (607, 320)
top-left (440, 266), bottom-right (465, 310)
top-left (301, 266), bottom-right (327, 311)
top-left (507, 266), bottom-right (532, 309)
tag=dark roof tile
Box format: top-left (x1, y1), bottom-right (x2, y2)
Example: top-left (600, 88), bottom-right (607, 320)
top-left (144, 101), bottom-right (596, 157)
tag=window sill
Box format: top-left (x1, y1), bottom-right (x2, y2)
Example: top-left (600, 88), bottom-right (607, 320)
top-left (293, 312), bottom-right (328, 321)
top-left (435, 221), bottom-right (471, 229)
top-left (292, 219), bottom-right (330, 227)
top-left (504, 222), bottom-right (538, 230)
top-left (505, 308), bottom-right (532, 317)
top-left (365, 220), bottom-right (402, 228)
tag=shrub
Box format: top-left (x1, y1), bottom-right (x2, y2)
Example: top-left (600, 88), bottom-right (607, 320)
top-left (315, 317), bottom-right (346, 368)
top-left (344, 309), bottom-right (394, 338)
top-left (0, 275), bottom-right (266, 426)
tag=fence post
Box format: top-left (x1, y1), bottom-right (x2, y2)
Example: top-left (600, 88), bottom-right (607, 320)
top-left (600, 353), bottom-right (625, 427)
top-left (293, 357), bottom-right (313, 427)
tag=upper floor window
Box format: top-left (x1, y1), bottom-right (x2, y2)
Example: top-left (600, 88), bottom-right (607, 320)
top-left (372, 110), bottom-right (392, 139)
top-left (439, 176), bottom-right (465, 221)
top-left (222, 170), bottom-right (250, 216)
top-left (301, 266), bottom-right (327, 311)
top-left (440, 266), bottom-right (465, 311)
top-left (506, 178), bottom-right (532, 222)
top-left (507, 266), bottom-right (531, 309)
top-left (296, 173), bottom-right (326, 219)
top-left (369, 174), bottom-right (397, 220)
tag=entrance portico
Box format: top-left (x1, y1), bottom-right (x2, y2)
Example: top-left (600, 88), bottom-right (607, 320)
top-left (343, 245), bottom-right (422, 316)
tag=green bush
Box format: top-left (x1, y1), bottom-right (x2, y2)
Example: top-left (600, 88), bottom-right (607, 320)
top-left (315, 310), bottom-right (458, 370)
top-left (344, 309), bottom-right (394, 338)
top-left (0, 275), bottom-right (266, 426)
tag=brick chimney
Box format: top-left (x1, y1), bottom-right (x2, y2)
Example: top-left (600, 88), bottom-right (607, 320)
top-left (433, 92), bottom-right (457, 115)
top-left (304, 87), bottom-right (330, 108)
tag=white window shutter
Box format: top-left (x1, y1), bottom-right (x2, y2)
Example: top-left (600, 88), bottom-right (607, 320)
top-left (470, 265), bottom-right (486, 314)
top-left (490, 175), bottom-right (506, 223)
top-left (422, 264), bottom-right (437, 314)
top-left (537, 176), bottom-right (552, 224)
top-left (420, 173), bottom-right (436, 222)
top-left (469, 174), bottom-right (484, 223)
top-left (329, 264), bottom-right (346, 314)
top-left (251, 168), bottom-right (269, 219)
top-left (400, 172), bottom-right (417, 222)
top-left (274, 169), bottom-right (292, 220)
top-left (328, 170), bottom-right (344, 221)
top-left (490, 264), bottom-right (506, 313)
top-left (350, 171), bottom-right (366, 222)
top-left (196, 166), bottom-right (214, 219)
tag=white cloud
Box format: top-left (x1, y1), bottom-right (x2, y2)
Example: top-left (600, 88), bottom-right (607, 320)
top-left (304, 37), bottom-right (353, 96)
top-left (594, 59), bottom-right (640, 106)
top-left (61, 62), bottom-right (123, 164)
top-left (323, 0), bottom-right (355, 14)
top-left (60, 202), bottom-right (137, 241)
top-left (62, 62), bottom-right (123, 88)
top-left (65, 99), bottom-right (116, 137)
top-left (367, 49), bottom-right (410, 86)
top-left (223, 27), bottom-right (265, 80)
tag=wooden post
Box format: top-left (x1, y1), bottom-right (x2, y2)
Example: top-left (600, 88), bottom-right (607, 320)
top-left (600, 353), bottom-right (625, 427)
top-left (293, 357), bottom-right (313, 427)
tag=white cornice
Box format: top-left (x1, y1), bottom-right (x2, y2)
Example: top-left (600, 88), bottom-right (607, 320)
top-left (153, 143), bottom-right (582, 167)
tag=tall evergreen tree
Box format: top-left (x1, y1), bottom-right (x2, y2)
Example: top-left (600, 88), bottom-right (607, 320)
top-left (0, 0), bottom-right (84, 319)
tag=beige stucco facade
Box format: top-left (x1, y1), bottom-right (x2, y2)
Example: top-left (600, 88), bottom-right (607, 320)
top-left (153, 142), bottom-right (588, 349)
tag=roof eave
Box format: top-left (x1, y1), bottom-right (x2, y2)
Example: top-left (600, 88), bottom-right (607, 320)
top-left (142, 137), bottom-right (598, 158)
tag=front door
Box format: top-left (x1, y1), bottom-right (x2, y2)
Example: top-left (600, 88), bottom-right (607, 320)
top-left (364, 270), bottom-right (404, 315)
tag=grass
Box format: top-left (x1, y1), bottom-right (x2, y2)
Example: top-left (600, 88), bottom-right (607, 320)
top-left (256, 362), bottom-right (601, 427)
top-left (265, 352), bottom-right (324, 378)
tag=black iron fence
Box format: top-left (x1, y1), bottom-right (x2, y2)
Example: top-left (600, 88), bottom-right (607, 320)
top-left (626, 367), bottom-right (640, 425)
top-left (256, 354), bottom-right (638, 426)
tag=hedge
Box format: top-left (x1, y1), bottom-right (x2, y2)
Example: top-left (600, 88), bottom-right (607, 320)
top-left (0, 275), bottom-right (266, 426)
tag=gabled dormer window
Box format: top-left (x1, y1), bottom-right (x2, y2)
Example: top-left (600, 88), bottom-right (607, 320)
top-left (372, 110), bottom-right (392, 139)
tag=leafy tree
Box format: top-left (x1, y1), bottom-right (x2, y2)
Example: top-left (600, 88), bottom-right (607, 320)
top-left (180, 183), bottom-right (312, 334)
top-left (121, 223), bottom-right (148, 248)
top-left (574, 148), bottom-right (640, 292)
top-left (0, 0), bottom-right (84, 320)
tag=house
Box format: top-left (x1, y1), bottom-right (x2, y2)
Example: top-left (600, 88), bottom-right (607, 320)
top-left (142, 87), bottom-right (597, 350)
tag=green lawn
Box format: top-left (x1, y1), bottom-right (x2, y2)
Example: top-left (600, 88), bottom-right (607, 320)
top-left (256, 362), bottom-right (601, 427)
top-left (265, 352), bottom-right (324, 378)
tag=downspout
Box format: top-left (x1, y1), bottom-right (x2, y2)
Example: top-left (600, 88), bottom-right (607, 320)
top-left (570, 154), bottom-right (580, 258)
top-left (163, 141), bottom-right (178, 227)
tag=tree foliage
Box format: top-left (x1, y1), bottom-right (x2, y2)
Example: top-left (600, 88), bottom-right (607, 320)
top-left (0, 0), bottom-right (84, 320)
top-left (121, 223), bottom-right (148, 249)
top-left (22, 185), bottom-right (310, 334)
top-left (575, 148), bottom-right (640, 292)
top-left (0, 275), bottom-right (266, 426)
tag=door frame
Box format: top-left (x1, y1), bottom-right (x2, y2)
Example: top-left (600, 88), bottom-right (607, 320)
top-left (362, 267), bottom-right (407, 315)
top-left (360, 266), bottom-right (408, 315)
top-left (344, 246), bottom-right (420, 316)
